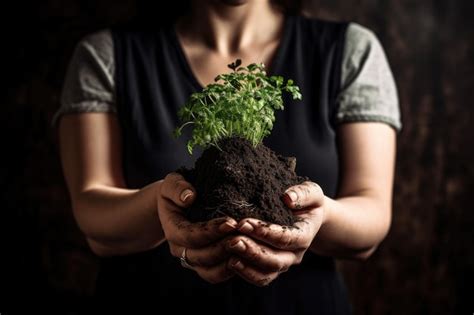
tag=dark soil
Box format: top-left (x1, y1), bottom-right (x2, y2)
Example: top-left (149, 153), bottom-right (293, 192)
top-left (176, 137), bottom-right (308, 226)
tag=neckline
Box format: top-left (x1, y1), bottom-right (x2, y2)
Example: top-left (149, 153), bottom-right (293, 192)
top-left (170, 15), bottom-right (293, 91)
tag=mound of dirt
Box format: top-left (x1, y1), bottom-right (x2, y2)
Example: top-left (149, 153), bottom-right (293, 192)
top-left (176, 137), bottom-right (308, 226)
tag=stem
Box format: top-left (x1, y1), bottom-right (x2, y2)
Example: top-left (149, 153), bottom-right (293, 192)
top-left (212, 140), bottom-right (223, 152)
top-left (176, 121), bottom-right (194, 133)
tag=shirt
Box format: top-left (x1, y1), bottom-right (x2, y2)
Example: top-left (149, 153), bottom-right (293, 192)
top-left (53, 23), bottom-right (402, 132)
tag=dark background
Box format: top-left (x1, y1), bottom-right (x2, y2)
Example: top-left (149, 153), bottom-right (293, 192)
top-left (1, 0), bottom-right (473, 314)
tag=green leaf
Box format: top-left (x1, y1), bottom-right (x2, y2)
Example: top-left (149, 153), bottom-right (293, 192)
top-left (228, 59), bottom-right (242, 71)
top-left (174, 59), bottom-right (302, 154)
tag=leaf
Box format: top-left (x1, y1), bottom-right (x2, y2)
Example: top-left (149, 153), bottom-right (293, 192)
top-left (247, 63), bottom-right (258, 72)
top-left (174, 59), bottom-right (302, 154)
top-left (187, 142), bottom-right (193, 155)
top-left (228, 59), bottom-right (242, 71)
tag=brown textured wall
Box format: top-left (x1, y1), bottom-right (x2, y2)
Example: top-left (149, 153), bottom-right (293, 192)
top-left (1, 0), bottom-right (473, 313)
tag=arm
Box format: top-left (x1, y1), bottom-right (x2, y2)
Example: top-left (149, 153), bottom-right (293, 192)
top-left (56, 31), bottom-right (238, 266)
top-left (310, 25), bottom-right (399, 258)
top-left (252, 122), bottom-right (395, 260)
top-left (225, 122), bottom-right (396, 286)
top-left (59, 113), bottom-right (165, 257)
top-left (59, 112), bottom-right (239, 285)
top-left (310, 122), bottom-right (396, 259)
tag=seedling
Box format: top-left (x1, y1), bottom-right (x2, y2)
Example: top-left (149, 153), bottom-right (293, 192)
top-left (174, 59), bottom-right (302, 154)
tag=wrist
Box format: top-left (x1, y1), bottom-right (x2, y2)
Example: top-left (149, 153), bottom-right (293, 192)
top-left (154, 179), bottom-right (164, 211)
top-left (152, 180), bottom-right (166, 239)
top-left (320, 196), bottom-right (333, 227)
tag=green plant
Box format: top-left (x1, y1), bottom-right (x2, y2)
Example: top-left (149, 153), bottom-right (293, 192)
top-left (174, 59), bottom-right (302, 154)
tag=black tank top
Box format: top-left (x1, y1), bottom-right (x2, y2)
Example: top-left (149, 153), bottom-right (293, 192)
top-left (96, 15), bottom-right (351, 314)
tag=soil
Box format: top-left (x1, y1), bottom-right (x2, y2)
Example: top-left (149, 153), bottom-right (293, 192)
top-left (176, 136), bottom-right (309, 226)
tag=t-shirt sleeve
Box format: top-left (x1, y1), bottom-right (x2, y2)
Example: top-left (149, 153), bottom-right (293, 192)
top-left (52, 29), bottom-right (115, 127)
top-left (335, 23), bottom-right (402, 132)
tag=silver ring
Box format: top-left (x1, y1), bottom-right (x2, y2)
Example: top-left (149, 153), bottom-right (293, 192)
top-left (180, 247), bottom-right (193, 269)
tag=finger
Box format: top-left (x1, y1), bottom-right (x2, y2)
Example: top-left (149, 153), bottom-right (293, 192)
top-left (194, 260), bottom-right (235, 284)
top-left (161, 172), bottom-right (196, 208)
top-left (182, 217), bottom-right (237, 248)
top-left (158, 197), bottom-right (237, 247)
top-left (282, 181), bottom-right (324, 210)
top-left (237, 218), bottom-right (314, 250)
top-left (225, 236), bottom-right (298, 272)
top-left (228, 256), bottom-right (280, 287)
top-left (170, 239), bottom-right (232, 267)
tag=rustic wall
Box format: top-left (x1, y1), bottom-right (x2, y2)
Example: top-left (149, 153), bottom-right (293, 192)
top-left (307, 1), bottom-right (474, 314)
top-left (1, 0), bottom-right (473, 313)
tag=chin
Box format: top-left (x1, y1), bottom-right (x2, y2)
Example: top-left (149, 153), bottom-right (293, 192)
top-left (216, 0), bottom-right (249, 6)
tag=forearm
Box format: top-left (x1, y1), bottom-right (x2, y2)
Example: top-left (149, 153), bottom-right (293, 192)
top-left (310, 194), bottom-right (391, 259)
top-left (73, 180), bottom-right (165, 256)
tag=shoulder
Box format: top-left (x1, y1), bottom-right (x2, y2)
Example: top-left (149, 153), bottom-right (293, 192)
top-left (54, 29), bottom-right (116, 127)
top-left (74, 29), bottom-right (113, 64)
top-left (67, 29), bottom-right (115, 88)
top-left (111, 20), bottom-right (170, 40)
top-left (290, 15), bottom-right (349, 42)
top-left (336, 23), bottom-right (402, 132)
top-left (341, 22), bottom-right (392, 86)
top-left (81, 29), bottom-right (113, 46)
top-left (292, 14), bottom-right (348, 29)
top-left (344, 23), bottom-right (384, 60)
top-left (345, 23), bottom-right (379, 45)
top-left (65, 29), bottom-right (115, 91)
top-left (292, 16), bottom-right (382, 53)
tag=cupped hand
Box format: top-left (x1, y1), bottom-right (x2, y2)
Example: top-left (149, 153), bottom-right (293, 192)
top-left (226, 181), bottom-right (326, 286)
top-left (157, 172), bottom-right (238, 284)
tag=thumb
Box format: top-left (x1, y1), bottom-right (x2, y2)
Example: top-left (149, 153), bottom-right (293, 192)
top-left (179, 188), bottom-right (196, 207)
top-left (161, 172), bottom-right (196, 208)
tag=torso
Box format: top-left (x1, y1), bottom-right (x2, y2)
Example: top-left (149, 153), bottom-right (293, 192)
top-left (103, 15), bottom-right (352, 314)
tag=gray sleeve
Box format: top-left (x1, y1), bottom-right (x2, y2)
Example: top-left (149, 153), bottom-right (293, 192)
top-left (335, 23), bottom-right (402, 132)
top-left (52, 29), bottom-right (115, 127)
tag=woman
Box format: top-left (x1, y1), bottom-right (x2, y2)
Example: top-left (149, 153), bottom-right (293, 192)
top-left (54, 0), bottom-right (401, 313)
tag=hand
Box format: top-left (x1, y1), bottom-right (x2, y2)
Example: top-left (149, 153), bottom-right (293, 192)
top-left (226, 181), bottom-right (326, 286)
top-left (157, 172), bottom-right (238, 284)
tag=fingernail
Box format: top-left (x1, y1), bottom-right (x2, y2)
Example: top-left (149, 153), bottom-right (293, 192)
top-left (219, 221), bottom-right (237, 233)
top-left (239, 222), bottom-right (254, 233)
top-left (231, 260), bottom-right (245, 271)
top-left (285, 190), bottom-right (298, 202)
top-left (180, 189), bottom-right (193, 202)
top-left (230, 240), bottom-right (246, 252)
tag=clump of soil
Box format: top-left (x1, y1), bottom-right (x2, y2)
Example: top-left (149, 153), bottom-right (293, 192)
top-left (176, 137), bottom-right (308, 226)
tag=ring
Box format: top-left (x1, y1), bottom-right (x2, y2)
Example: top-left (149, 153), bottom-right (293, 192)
top-left (180, 248), bottom-right (193, 269)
